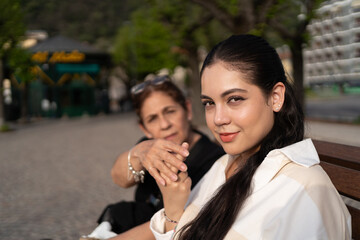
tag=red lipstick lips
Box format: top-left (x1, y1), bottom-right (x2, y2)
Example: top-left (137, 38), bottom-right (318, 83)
top-left (219, 132), bottom-right (239, 143)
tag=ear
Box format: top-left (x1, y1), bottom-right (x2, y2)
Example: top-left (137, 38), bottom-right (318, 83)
top-left (271, 82), bottom-right (285, 112)
top-left (185, 100), bottom-right (193, 121)
top-left (139, 123), bottom-right (153, 139)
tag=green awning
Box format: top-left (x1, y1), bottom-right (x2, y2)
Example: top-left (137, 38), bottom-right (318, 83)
top-left (56, 63), bottom-right (100, 74)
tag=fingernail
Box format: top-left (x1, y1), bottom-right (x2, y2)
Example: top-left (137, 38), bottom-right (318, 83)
top-left (183, 150), bottom-right (189, 157)
top-left (180, 164), bottom-right (187, 171)
top-left (171, 174), bottom-right (178, 181)
top-left (160, 179), bottom-right (166, 186)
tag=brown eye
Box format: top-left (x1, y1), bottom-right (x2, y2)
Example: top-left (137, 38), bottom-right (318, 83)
top-left (202, 100), bottom-right (214, 107)
top-left (147, 116), bottom-right (157, 123)
top-left (227, 96), bottom-right (245, 103)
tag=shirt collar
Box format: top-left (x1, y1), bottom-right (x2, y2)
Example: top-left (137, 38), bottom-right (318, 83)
top-left (252, 138), bottom-right (319, 193)
top-left (268, 138), bottom-right (320, 167)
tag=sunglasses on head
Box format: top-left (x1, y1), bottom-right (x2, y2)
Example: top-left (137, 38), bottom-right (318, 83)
top-left (131, 75), bottom-right (171, 95)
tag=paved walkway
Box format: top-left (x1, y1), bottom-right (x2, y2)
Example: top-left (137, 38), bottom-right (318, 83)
top-left (0, 113), bottom-right (142, 240)
top-left (0, 112), bottom-right (359, 240)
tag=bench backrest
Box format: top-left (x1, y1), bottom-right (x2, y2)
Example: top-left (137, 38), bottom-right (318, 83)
top-left (313, 140), bottom-right (360, 239)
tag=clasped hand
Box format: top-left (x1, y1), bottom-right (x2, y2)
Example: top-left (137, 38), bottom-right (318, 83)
top-left (158, 142), bottom-right (192, 225)
top-left (132, 139), bottom-right (189, 186)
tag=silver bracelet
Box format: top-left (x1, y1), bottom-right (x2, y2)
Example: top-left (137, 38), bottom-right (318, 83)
top-left (127, 148), bottom-right (145, 183)
top-left (164, 211), bottom-right (179, 224)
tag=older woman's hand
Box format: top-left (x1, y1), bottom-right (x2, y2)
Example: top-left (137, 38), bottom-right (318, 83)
top-left (131, 139), bottom-right (189, 186)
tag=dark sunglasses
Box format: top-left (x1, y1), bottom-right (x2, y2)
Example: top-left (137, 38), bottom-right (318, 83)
top-left (131, 75), bottom-right (170, 95)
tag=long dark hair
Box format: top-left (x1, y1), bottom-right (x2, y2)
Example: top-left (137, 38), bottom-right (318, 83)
top-left (177, 35), bottom-right (304, 239)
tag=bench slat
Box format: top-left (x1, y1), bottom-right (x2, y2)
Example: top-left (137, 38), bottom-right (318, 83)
top-left (320, 162), bottom-right (360, 201)
top-left (313, 140), bottom-right (360, 170)
top-left (313, 139), bottom-right (360, 239)
top-left (348, 205), bottom-right (360, 240)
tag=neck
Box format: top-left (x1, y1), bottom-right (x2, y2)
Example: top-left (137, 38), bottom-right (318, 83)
top-left (226, 145), bottom-right (260, 179)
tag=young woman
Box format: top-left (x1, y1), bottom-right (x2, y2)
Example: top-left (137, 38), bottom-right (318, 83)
top-left (150, 35), bottom-right (351, 239)
top-left (84, 76), bottom-right (224, 240)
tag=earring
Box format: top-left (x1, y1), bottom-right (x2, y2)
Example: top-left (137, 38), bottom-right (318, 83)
top-left (275, 104), bottom-right (281, 111)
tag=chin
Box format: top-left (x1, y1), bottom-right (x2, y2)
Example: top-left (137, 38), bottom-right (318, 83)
top-left (221, 144), bottom-right (241, 156)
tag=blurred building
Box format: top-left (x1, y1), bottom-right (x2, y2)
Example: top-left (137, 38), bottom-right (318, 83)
top-left (304, 0), bottom-right (360, 87)
top-left (7, 32), bottom-right (111, 120)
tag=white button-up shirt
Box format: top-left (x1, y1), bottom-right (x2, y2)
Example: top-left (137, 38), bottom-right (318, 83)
top-left (150, 139), bottom-right (351, 240)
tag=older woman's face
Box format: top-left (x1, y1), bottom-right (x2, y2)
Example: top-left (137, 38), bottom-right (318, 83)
top-left (140, 91), bottom-right (191, 144)
top-left (201, 62), bottom-right (282, 156)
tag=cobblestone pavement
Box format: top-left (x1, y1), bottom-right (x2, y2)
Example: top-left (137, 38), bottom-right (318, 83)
top-left (1, 112), bottom-right (359, 240)
top-left (0, 113), bottom-right (142, 240)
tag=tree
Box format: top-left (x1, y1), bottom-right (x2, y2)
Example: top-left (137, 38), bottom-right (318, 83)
top-left (266, 0), bottom-right (324, 106)
top-left (190, 0), bottom-right (323, 107)
top-left (6, 47), bottom-right (35, 120)
top-left (0, 0), bottom-right (26, 127)
top-left (113, 0), bottom-right (230, 125)
top-left (191, 0), bottom-right (275, 33)
top-left (20, 0), bottom-right (144, 51)
top-left (113, 9), bottom-right (179, 82)
top-left (148, 0), bottom-right (225, 125)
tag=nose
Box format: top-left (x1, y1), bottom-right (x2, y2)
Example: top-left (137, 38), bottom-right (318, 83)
top-left (214, 105), bottom-right (231, 126)
top-left (159, 115), bottom-right (171, 130)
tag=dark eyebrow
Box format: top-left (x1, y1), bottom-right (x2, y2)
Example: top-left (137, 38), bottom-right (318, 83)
top-left (221, 88), bottom-right (247, 97)
top-left (200, 94), bottom-right (211, 100)
top-left (145, 113), bottom-right (157, 120)
top-left (201, 88), bottom-right (248, 100)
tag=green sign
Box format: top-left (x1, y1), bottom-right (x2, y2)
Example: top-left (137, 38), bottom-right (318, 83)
top-left (56, 64), bottom-right (100, 74)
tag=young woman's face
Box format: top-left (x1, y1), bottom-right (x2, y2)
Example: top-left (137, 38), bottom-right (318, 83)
top-left (201, 62), bottom-right (278, 156)
top-left (140, 91), bottom-right (191, 145)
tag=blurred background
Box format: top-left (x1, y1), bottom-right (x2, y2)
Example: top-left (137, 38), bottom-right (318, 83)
top-left (0, 0), bottom-right (359, 239)
top-left (0, 0), bottom-right (359, 127)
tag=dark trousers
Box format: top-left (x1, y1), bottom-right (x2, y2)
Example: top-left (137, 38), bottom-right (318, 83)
top-left (97, 201), bottom-right (157, 234)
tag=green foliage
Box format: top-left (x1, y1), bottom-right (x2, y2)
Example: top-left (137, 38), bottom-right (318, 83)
top-left (212, 0), bottom-right (239, 16)
top-left (7, 48), bottom-right (35, 83)
top-left (0, 123), bottom-right (12, 132)
top-left (112, 0), bottom-right (231, 81)
top-left (20, 0), bottom-right (144, 51)
top-left (0, 0), bottom-right (25, 58)
top-left (113, 9), bottom-right (179, 79)
top-left (0, 0), bottom-right (34, 84)
top-left (265, 0), bottom-right (325, 47)
top-left (353, 115), bottom-right (360, 125)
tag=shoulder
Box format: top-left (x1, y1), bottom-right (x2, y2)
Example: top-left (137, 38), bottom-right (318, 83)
top-left (279, 161), bottom-right (334, 193)
top-left (273, 162), bottom-right (351, 239)
top-left (277, 161), bottom-right (345, 215)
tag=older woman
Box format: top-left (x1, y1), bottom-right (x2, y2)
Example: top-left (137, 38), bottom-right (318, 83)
top-left (83, 76), bottom-right (224, 240)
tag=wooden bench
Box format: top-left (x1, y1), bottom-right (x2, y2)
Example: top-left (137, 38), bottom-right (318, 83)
top-left (313, 140), bottom-right (360, 239)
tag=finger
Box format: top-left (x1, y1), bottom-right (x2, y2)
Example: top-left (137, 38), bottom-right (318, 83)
top-left (161, 151), bottom-right (188, 172)
top-left (178, 171), bottom-right (192, 189)
top-left (181, 142), bottom-right (189, 150)
top-left (154, 159), bottom-right (179, 182)
top-left (178, 171), bottom-right (188, 181)
top-left (173, 143), bottom-right (188, 161)
top-left (147, 165), bottom-right (166, 186)
top-left (172, 142), bottom-right (190, 171)
top-left (160, 140), bottom-right (189, 158)
top-left (143, 141), bottom-right (187, 172)
top-left (165, 161), bottom-right (178, 175)
top-left (158, 169), bottom-right (174, 186)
